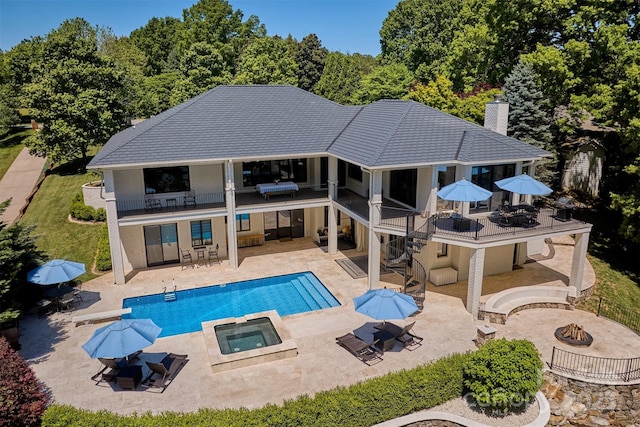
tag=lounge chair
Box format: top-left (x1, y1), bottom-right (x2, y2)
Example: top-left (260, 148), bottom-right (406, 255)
top-left (143, 353), bottom-right (188, 392)
top-left (92, 350), bottom-right (142, 383)
top-left (335, 333), bottom-right (383, 365)
top-left (375, 321), bottom-right (423, 350)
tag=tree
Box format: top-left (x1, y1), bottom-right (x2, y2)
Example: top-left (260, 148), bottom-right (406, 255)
top-left (24, 18), bottom-right (126, 165)
top-left (139, 72), bottom-right (181, 116)
top-left (99, 30), bottom-right (149, 119)
top-left (171, 42), bottom-right (232, 105)
top-left (0, 52), bottom-right (19, 135)
top-left (353, 63), bottom-right (413, 104)
top-left (0, 200), bottom-right (46, 326)
top-left (130, 16), bottom-right (182, 75)
top-left (380, 0), bottom-right (466, 82)
top-left (314, 52), bottom-right (362, 104)
top-left (295, 34), bottom-right (328, 92)
top-left (232, 37), bottom-right (297, 85)
top-left (503, 60), bottom-right (555, 184)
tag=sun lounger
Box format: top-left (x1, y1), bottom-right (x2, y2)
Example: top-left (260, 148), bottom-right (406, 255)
top-left (143, 353), bottom-right (188, 392)
top-left (335, 333), bottom-right (383, 365)
top-left (375, 321), bottom-right (423, 350)
top-left (91, 350), bottom-right (142, 383)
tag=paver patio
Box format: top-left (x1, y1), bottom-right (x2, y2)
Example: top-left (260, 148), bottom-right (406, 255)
top-left (18, 236), bottom-right (640, 417)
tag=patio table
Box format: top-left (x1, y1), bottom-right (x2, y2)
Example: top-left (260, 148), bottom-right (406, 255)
top-left (255, 182), bottom-right (299, 199)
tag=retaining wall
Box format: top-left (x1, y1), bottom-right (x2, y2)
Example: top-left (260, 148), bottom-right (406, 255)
top-left (543, 372), bottom-right (640, 426)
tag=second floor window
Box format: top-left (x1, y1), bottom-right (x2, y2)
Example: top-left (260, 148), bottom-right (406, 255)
top-left (144, 166), bottom-right (190, 194)
top-left (190, 220), bottom-right (212, 247)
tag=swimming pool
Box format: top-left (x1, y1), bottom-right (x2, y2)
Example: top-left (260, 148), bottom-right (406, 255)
top-left (122, 271), bottom-right (340, 337)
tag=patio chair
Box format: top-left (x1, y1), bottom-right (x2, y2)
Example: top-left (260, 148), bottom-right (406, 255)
top-left (58, 291), bottom-right (77, 312)
top-left (144, 194), bottom-right (162, 212)
top-left (335, 333), bottom-right (383, 365)
top-left (208, 243), bottom-right (220, 265)
top-left (375, 321), bottom-right (423, 350)
top-left (180, 249), bottom-right (193, 269)
top-left (183, 190), bottom-right (196, 208)
top-left (143, 353), bottom-right (188, 392)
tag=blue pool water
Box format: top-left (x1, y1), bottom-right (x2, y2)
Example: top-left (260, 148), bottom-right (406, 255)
top-left (122, 272), bottom-right (340, 337)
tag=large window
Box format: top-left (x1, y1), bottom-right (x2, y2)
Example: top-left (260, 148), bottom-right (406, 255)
top-left (242, 159), bottom-right (307, 187)
top-left (144, 166), bottom-right (190, 194)
top-left (348, 163), bottom-right (363, 182)
top-left (390, 169), bottom-right (417, 207)
top-left (190, 220), bottom-right (212, 247)
top-left (236, 214), bottom-right (251, 231)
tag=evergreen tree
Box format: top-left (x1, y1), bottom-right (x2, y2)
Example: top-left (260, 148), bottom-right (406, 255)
top-left (295, 34), bottom-right (327, 92)
top-left (503, 60), bottom-right (555, 184)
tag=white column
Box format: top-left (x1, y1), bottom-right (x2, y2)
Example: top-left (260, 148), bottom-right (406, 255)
top-left (327, 156), bottom-right (338, 200)
top-left (426, 166), bottom-right (439, 215)
top-left (103, 170), bottom-right (125, 284)
top-left (327, 203), bottom-right (338, 255)
top-left (224, 160), bottom-right (238, 269)
top-left (569, 232), bottom-right (590, 294)
top-left (466, 247), bottom-right (486, 318)
top-left (367, 170), bottom-right (383, 289)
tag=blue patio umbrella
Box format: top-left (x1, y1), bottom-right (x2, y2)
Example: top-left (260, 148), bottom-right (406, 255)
top-left (82, 319), bottom-right (162, 359)
top-left (437, 178), bottom-right (492, 202)
top-left (27, 259), bottom-right (86, 285)
top-left (495, 174), bottom-right (552, 196)
top-left (353, 288), bottom-right (418, 321)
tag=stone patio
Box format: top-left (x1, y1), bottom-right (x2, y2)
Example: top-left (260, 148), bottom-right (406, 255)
top-left (17, 236), bottom-right (640, 417)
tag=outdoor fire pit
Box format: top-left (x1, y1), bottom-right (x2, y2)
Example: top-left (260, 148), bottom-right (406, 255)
top-left (555, 323), bottom-right (593, 347)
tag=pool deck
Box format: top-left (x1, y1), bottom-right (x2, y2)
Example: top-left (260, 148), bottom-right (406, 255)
top-left (17, 236), bottom-right (640, 416)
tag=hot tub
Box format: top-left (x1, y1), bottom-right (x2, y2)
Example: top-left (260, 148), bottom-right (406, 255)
top-left (202, 311), bottom-right (297, 372)
top-left (215, 317), bottom-right (282, 354)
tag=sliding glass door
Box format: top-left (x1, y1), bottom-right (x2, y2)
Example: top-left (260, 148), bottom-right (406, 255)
top-left (144, 224), bottom-right (179, 266)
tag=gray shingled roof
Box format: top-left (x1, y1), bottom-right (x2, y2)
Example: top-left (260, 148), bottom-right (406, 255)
top-left (328, 100), bottom-right (549, 168)
top-left (89, 85), bottom-right (549, 169)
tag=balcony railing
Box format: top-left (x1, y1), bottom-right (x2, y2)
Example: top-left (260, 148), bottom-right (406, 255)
top-left (116, 192), bottom-right (225, 218)
top-left (429, 208), bottom-right (590, 242)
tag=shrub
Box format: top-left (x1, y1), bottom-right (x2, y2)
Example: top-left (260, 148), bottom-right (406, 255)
top-left (95, 225), bottom-right (111, 271)
top-left (42, 353), bottom-right (468, 426)
top-left (0, 337), bottom-right (49, 426)
top-left (463, 338), bottom-right (543, 415)
top-left (69, 193), bottom-right (105, 222)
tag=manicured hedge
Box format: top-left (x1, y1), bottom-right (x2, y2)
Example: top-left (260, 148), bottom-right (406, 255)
top-left (69, 193), bottom-right (106, 222)
top-left (95, 224), bottom-right (111, 271)
top-left (42, 353), bottom-right (468, 427)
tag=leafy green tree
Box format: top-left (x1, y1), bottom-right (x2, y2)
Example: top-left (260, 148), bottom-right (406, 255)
top-left (232, 37), bottom-right (297, 85)
top-left (130, 16), bottom-right (182, 75)
top-left (503, 60), bottom-right (555, 184)
top-left (98, 30), bottom-right (149, 118)
top-left (139, 72), bottom-right (180, 116)
top-left (178, 0), bottom-right (266, 72)
top-left (5, 37), bottom-right (44, 93)
top-left (24, 18), bottom-right (126, 165)
top-left (295, 34), bottom-right (327, 92)
top-left (171, 42), bottom-right (232, 104)
top-left (0, 52), bottom-right (19, 135)
top-left (353, 63), bottom-right (413, 104)
top-left (314, 52), bottom-right (362, 104)
top-left (380, 0), bottom-right (466, 82)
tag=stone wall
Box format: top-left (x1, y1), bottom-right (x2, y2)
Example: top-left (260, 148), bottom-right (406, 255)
top-left (543, 372), bottom-right (640, 426)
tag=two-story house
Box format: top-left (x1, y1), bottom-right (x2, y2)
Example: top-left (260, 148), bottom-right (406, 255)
top-left (88, 85), bottom-right (592, 318)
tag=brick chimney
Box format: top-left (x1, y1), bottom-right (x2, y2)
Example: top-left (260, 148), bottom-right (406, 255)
top-left (484, 94), bottom-right (509, 136)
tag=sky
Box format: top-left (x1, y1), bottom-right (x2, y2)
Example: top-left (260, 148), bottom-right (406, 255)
top-left (0, 0), bottom-right (396, 56)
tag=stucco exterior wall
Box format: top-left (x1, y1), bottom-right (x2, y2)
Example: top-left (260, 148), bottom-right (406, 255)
top-left (483, 245), bottom-right (515, 275)
top-left (113, 169), bottom-right (142, 200)
top-left (119, 224), bottom-right (142, 270)
top-left (189, 164), bottom-right (224, 194)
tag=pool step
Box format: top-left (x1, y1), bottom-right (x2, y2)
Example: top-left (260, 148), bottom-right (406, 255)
top-left (291, 279), bottom-right (320, 309)
top-left (296, 276), bottom-right (331, 308)
top-left (164, 292), bottom-right (177, 302)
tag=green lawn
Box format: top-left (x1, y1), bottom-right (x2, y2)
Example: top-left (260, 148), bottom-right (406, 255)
top-left (19, 168), bottom-right (103, 283)
top-left (0, 129), bottom-right (32, 181)
top-left (578, 254), bottom-right (640, 313)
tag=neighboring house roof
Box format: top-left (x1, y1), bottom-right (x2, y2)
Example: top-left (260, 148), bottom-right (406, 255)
top-left (89, 85), bottom-right (549, 169)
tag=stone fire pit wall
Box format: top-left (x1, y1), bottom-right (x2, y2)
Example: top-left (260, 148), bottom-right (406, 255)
top-left (543, 372), bottom-right (640, 426)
